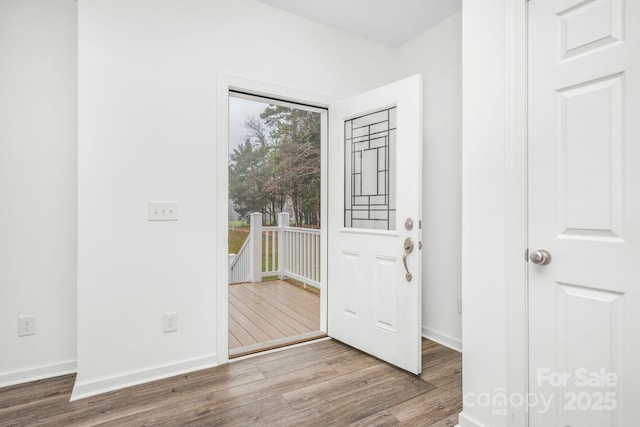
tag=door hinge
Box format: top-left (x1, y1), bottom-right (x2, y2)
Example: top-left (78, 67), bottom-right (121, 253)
top-left (419, 241), bottom-right (423, 250)
top-left (419, 220), bottom-right (422, 229)
top-left (524, 248), bottom-right (529, 262)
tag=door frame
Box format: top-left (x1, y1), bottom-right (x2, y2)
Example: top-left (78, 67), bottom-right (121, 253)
top-left (215, 74), bottom-right (334, 364)
top-left (504, 1), bottom-right (529, 426)
top-left (460, 2), bottom-right (530, 426)
top-left (459, 2), bottom-right (531, 424)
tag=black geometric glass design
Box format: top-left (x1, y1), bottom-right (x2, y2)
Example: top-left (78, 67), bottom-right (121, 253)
top-left (344, 107), bottom-right (396, 230)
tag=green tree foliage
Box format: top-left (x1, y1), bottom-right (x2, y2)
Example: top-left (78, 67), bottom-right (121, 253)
top-left (229, 105), bottom-right (320, 226)
top-left (228, 118), bottom-right (270, 221)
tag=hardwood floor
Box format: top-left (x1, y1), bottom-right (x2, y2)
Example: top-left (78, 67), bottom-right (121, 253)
top-left (229, 280), bottom-right (322, 357)
top-left (0, 338), bottom-right (461, 426)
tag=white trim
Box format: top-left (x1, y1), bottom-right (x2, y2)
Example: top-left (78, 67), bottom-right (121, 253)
top-left (459, 1), bottom-right (529, 425)
top-left (216, 73), bottom-right (336, 364)
top-left (422, 326), bottom-right (462, 353)
top-left (70, 353), bottom-right (217, 401)
top-left (216, 75), bottom-right (231, 365)
top-left (504, 1), bottom-right (529, 426)
top-left (229, 91), bottom-right (326, 114)
top-left (0, 360), bottom-right (76, 388)
top-left (456, 412), bottom-right (489, 427)
top-left (319, 110), bottom-right (328, 333)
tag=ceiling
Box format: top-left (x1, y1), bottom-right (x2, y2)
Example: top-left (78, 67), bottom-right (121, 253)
top-left (256, 0), bottom-right (462, 48)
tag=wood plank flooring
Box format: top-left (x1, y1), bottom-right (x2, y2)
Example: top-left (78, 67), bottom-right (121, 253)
top-left (229, 280), bottom-right (321, 356)
top-left (0, 338), bottom-right (461, 426)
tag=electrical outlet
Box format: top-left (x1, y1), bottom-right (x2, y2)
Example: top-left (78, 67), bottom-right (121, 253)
top-left (164, 312), bottom-right (178, 333)
top-left (457, 296), bottom-right (463, 314)
top-left (18, 315), bottom-right (36, 337)
top-left (148, 202), bottom-right (178, 221)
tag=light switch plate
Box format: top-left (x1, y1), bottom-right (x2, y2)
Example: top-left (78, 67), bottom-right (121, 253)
top-left (148, 202), bottom-right (178, 221)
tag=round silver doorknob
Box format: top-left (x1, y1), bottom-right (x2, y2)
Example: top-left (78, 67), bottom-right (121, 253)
top-left (530, 249), bottom-right (552, 265)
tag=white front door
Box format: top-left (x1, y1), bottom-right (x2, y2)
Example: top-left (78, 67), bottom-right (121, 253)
top-left (529, 1), bottom-right (640, 425)
top-left (327, 75), bottom-right (423, 374)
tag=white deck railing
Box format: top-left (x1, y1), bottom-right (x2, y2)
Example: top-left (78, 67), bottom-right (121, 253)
top-left (262, 225), bottom-right (279, 277)
top-left (276, 226), bottom-right (320, 287)
top-left (228, 234), bottom-right (252, 284)
top-left (229, 212), bottom-right (320, 289)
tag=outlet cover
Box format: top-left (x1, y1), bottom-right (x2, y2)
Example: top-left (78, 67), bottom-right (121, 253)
top-left (18, 315), bottom-right (36, 337)
top-left (164, 312), bottom-right (178, 333)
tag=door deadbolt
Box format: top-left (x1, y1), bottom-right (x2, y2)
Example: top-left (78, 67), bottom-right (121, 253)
top-left (405, 218), bottom-right (414, 231)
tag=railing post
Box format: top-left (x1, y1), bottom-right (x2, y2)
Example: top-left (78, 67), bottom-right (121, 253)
top-left (277, 212), bottom-right (289, 280)
top-left (249, 212), bottom-right (262, 283)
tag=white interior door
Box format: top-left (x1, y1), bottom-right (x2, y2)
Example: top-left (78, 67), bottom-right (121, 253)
top-left (529, 1), bottom-right (640, 426)
top-left (327, 75), bottom-right (423, 374)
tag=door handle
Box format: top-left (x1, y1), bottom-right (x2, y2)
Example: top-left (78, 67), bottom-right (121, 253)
top-left (530, 249), bottom-right (552, 265)
top-left (403, 237), bottom-right (414, 282)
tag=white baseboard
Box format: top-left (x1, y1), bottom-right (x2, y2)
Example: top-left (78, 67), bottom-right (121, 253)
top-left (422, 326), bottom-right (462, 353)
top-left (70, 353), bottom-right (218, 401)
top-left (456, 412), bottom-right (489, 427)
top-left (0, 360), bottom-right (77, 389)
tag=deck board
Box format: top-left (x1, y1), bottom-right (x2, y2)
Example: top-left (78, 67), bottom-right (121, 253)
top-left (228, 280), bottom-right (321, 354)
top-left (239, 285), bottom-right (319, 330)
top-left (229, 293), bottom-right (287, 340)
top-left (245, 282), bottom-right (319, 322)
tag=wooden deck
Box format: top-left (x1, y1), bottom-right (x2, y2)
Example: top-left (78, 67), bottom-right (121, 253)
top-left (229, 280), bottom-right (322, 357)
top-left (0, 338), bottom-right (462, 426)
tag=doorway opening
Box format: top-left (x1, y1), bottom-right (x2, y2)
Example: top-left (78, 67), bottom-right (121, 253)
top-left (227, 91), bottom-right (326, 358)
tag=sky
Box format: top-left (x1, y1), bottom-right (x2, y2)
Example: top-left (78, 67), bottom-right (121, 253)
top-left (228, 96), bottom-right (271, 153)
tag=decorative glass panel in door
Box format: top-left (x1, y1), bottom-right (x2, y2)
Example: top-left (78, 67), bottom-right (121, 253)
top-left (344, 107), bottom-right (396, 230)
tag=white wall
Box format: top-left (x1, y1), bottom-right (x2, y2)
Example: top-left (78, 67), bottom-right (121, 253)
top-left (396, 12), bottom-right (462, 351)
top-left (74, 0), bottom-right (397, 399)
top-left (0, 0), bottom-right (78, 386)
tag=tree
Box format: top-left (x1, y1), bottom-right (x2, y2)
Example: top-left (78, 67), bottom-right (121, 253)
top-left (260, 106), bottom-right (321, 226)
top-left (228, 118), bottom-right (270, 221)
top-left (228, 105), bottom-right (321, 227)
top-left (228, 138), bottom-right (266, 221)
